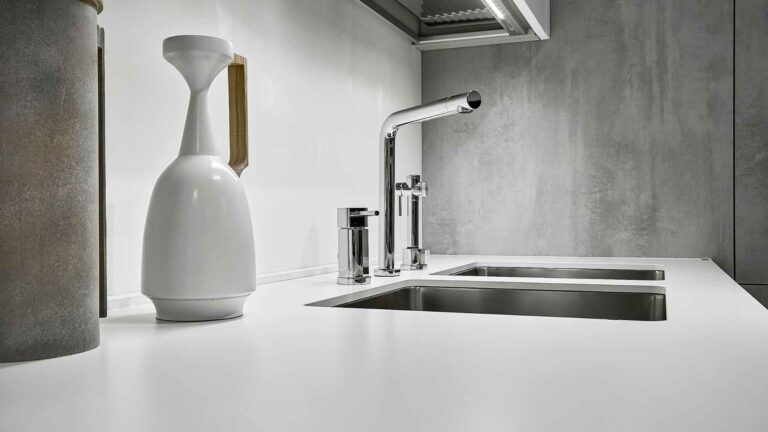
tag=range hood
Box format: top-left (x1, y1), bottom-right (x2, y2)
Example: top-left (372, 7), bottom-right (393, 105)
top-left (360, 0), bottom-right (549, 50)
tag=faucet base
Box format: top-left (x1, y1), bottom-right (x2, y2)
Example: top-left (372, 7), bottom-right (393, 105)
top-left (401, 247), bottom-right (428, 271)
top-left (375, 268), bottom-right (401, 277)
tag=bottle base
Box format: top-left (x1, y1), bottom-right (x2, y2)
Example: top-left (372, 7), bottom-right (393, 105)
top-left (147, 295), bottom-right (251, 322)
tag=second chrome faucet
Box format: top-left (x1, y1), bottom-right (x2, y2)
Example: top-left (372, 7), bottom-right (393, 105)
top-left (375, 91), bottom-right (482, 277)
top-left (397, 174), bottom-right (428, 270)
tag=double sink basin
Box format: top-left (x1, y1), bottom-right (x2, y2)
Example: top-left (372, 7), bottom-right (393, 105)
top-left (309, 263), bottom-right (667, 322)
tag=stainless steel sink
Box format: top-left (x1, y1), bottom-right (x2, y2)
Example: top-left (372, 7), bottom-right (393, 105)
top-left (431, 263), bottom-right (665, 280)
top-left (308, 280), bottom-right (666, 321)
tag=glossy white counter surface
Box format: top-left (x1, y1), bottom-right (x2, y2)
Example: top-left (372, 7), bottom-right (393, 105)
top-left (3, 255), bottom-right (768, 431)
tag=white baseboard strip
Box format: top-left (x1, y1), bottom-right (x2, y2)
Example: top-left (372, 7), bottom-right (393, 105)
top-left (107, 255), bottom-right (400, 312)
top-left (107, 263), bottom-right (338, 311)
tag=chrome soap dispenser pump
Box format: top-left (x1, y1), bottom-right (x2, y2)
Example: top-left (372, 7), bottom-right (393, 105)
top-left (337, 208), bottom-right (379, 285)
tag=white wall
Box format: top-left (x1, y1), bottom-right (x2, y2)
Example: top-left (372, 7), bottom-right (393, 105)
top-left (99, 0), bottom-right (421, 301)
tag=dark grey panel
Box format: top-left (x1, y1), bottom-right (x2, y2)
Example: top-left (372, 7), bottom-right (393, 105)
top-left (742, 285), bottom-right (768, 310)
top-left (422, 0), bottom-right (734, 274)
top-left (735, 0), bottom-right (768, 284)
top-left (0, 0), bottom-right (100, 361)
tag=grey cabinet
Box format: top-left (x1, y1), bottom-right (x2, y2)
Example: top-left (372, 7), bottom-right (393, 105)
top-left (735, 0), bottom-right (768, 285)
top-left (359, 0), bottom-right (549, 50)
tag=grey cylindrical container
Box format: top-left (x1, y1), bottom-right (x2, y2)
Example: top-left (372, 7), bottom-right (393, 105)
top-left (0, 0), bottom-right (103, 361)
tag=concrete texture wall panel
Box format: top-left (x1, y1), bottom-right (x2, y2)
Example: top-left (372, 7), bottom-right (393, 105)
top-left (0, 0), bottom-right (100, 361)
top-left (422, 0), bottom-right (734, 274)
top-left (735, 0), bottom-right (768, 283)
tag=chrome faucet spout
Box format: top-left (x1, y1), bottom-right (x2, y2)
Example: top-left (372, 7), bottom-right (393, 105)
top-left (380, 90), bottom-right (482, 137)
top-left (375, 91), bottom-right (481, 277)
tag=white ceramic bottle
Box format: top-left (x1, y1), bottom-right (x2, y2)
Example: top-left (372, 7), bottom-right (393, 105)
top-left (142, 35), bottom-right (256, 321)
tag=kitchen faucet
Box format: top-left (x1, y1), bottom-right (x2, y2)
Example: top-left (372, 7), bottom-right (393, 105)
top-left (375, 91), bottom-right (481, 277)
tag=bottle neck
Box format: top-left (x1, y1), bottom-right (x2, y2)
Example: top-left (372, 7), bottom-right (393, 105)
top-left (179, 89), bottom-right (218, 157)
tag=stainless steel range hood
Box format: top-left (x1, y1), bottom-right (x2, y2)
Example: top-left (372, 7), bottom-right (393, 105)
top-left (360, 0), bottom-right (549, 50)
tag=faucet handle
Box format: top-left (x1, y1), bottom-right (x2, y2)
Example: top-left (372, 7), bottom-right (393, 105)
top-left (350, 210), bottom-right (379, 217)
top-left (405, 175), bottom-right (427, 197)
top-left (337, 207), bottom-right (378, 228)
top-left (413, 181), bottom-right (427, 197)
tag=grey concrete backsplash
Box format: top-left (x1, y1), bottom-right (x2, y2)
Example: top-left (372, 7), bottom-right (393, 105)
top-left (422, 0), bottom-right (734, 274)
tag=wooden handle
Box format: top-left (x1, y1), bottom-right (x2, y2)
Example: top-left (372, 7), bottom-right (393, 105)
top-left (227, 54), bottom-right (248, 176)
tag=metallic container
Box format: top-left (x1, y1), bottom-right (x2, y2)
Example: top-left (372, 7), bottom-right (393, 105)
top-left (337, 208), bottom-right (378, 285)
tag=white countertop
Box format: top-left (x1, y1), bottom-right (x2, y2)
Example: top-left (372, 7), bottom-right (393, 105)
top-left (2, 255), bottom-right (768, 432)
